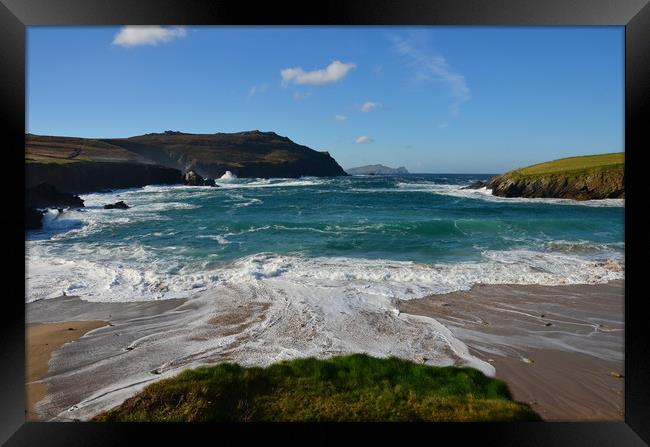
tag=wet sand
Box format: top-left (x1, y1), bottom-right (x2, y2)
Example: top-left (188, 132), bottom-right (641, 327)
top-left (26, 281), bottom-right (623, 422)
top-left (26, 296), bottom-right (188, 421)
top-left (26, 285), bottom-right (488, 422)
top-left (399, 280), bottom-right (624, 421)
top-left (26, 320), bottom-right (108, 421)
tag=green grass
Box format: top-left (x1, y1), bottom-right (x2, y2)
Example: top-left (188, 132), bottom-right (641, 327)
top-left (510, 152), bottom-right (623, 178)
top-left (93, 354), bottom-right (539, 422)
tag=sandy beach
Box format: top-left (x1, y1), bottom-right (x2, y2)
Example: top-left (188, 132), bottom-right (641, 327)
top-left (399, 280), bottom-right (624, 421)
top-left (26, 297), bottom-right (187, 421)
top-left (26, 320), bottom-right (108, 421)
top-left (26, 280), bottom-right (623, 422)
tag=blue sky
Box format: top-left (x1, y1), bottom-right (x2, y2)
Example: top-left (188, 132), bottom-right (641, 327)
top-left (27, 26), bottom-right (623, 173)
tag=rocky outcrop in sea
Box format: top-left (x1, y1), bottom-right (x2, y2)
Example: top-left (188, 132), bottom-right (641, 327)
top-left (104, 201), bottom-right (130, 210)
top-left (25, 182), bottom-right (86, 230)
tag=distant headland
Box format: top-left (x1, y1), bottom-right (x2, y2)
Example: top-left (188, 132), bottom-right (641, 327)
top-left (346, 164), bottom-right (409, 175)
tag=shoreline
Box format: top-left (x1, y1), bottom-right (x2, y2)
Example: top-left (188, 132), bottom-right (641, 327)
top-left (26, 320), bottom-right (109, 421)
top-left (26, 297), bottom-right (187, 421)
top-left (26, 280), bottom-right (623, 422)
top-left (398, 280), bottom-right (624, 421)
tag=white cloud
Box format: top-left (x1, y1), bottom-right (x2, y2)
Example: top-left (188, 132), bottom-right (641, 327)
top-left (335, 114), bottom-right (348, 121)
top-left (113, 26), bottom-right (187, 47)
top-left (281, 60), bottom-right (356, 87)
top-left (360, 101), bottom-right (380, 113)
top-left (392, 35), bottom-right (470, 116)
top-left (355, 135), bottom-right (374, 144)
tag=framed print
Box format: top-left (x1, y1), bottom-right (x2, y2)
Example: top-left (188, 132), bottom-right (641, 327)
top-left (1, 0), bottom-right (649, 445)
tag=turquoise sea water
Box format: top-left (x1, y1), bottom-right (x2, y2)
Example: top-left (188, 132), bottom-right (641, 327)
top-left (26, 174), bottom-right (624, 303)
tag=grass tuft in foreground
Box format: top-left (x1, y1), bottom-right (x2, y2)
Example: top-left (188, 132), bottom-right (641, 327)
top-left (94, 354), bottom-right (540, 422)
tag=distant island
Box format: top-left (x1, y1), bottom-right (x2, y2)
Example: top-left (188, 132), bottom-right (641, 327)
top-left (466, 153), bottom-right (624, 200)
top-left (25, 130), bottom-right (347, 193)
top-left (346, 164), bottom-right (409, 175)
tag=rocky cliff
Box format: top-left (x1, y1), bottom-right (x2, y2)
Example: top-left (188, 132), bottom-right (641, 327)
top-left (103, 130), bottom-right (347, 179)
top-left (484, 153), bottom-right (624, 200)
top-left (26, 161), bottom-right (182, 194)
top-left (26, 131), bottom-right (347, 192)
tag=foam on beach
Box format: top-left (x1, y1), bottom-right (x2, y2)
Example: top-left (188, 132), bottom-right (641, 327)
top-left (39, 278), bottom-right (495, 421)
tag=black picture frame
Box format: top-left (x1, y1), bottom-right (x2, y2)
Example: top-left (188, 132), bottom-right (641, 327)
top-left (2, 0), bottom-right (649, 445)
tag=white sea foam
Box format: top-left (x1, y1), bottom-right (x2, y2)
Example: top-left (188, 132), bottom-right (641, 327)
top-left (543, 239), bottom-right (625, 253)
top-left (216, 178), bottom-right (328, 189)
top-left (96, 178), bottom-right (329, 193)
top-left (40, 210), bottom-right (84, 232)
top-left (30, 193), bottom-right (205, 242)
top-left (196, 234), bottom-right (231, 245)
top-left (395, 182), bottom-right (624, 207)
top-left (25, 242), bottom-right (220, 302)
top-left (26, 243), bottom-right (624, 304)
top-left (224, 251), bottom-right (623, 296)
top-left (219, 170), bottom-right (237, 181)
top-left (223, 192), bottom-right (264, 208)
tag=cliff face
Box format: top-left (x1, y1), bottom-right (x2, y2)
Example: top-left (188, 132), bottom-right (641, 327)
top-left (486, 154), bottom-right (624, 200)
top-left (26, 131), bottom-right (347, 192)
top-left (26, 161), bottom-right (182, 194)
top-left (101, 130), bottom-right (347, 179)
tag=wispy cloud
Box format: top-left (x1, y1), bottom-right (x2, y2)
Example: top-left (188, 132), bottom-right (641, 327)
top-left (392, 34), bottom-right (470, 117)
top-left (281, 60), bottom-right (356, 87)
top-left (360, 101), bottom-right (380, 113)
top-left (112, 26), bottom-right (187, 47)
top-left (335, 114), bottom-right (348, 121)
top-left (355, 135), bottom-right (374, 144)
top-left (293, 91), bottom-right (312, 100)
top-left (249, 84), bottom-right (268, 97)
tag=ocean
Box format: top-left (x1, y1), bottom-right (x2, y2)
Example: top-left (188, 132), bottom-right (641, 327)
top-left (25, 174), bottom-right (626, 418)
top-left (26, 173), bottom-right (624, 304)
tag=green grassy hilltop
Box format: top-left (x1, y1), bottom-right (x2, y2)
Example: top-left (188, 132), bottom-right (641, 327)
top-left (487, 152), bottom-right (624, 200)
top-left (93, 354), bottom-right (539, 422)
top-left (511, 152), bottom-right (624, 177)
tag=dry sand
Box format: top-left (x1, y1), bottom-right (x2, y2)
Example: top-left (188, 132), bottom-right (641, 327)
top-left (399, 280), bottom-right (624, 421)
top-left (26, 320), bottom-right (108, 421)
